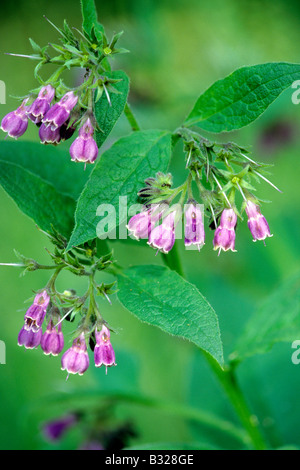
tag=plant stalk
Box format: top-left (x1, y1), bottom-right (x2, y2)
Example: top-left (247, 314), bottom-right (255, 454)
top-left (163, 248), bottom-right (267, 450)
top-left (124, 103), bottom-right (140, 132)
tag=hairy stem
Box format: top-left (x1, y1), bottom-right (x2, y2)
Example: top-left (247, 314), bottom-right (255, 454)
top-left (124, 103), bottom-right (140, 132)
top-left (203, 352), bottom-right (267, 450)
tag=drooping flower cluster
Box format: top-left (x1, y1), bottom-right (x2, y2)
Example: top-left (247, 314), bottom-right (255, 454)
top-left (1, 87), bottom-right (99, 164)
top-left (127, 161), bottom-right (276, 256)
top-left (1, 16), bottom-right (127, 164)
top-left (127, 201), bottom-right (206, 254)
top-left (17, 287), bottom-right (116, 378)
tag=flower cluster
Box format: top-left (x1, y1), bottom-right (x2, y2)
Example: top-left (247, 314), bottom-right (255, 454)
top-left (127, 200), bottom-right (206, 254)
top-left (17, 288), bottom-right (116, 379)
top-left (1, 16), bottom-right (127, 165)
top-left (127, 162), bottom-right (275, 256)
top-left (1, 87), bottom-right (99, 164)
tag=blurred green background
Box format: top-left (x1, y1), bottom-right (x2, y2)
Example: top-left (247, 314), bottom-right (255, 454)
top-left (0, 0), bottom-right (299, 450)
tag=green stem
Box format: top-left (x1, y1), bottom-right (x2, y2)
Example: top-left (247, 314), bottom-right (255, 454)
top-left (46, 266), bottom-right (64, 293)
top-left (124, 103), bottom-right (140, 132)
top-left (46, 65), bottom-right (66, 85)
top-left (187, 173), bottom-right (194, 200)
top-left (162, 248), bottom-right (268, 450)
top-left (204, 353), bottom-right (267, 450)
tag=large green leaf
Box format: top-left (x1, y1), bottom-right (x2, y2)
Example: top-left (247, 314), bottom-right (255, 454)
top-left (117, 265), bottom-right (224, 366)
top-left (231, 272), bottom-right (300, 363)
top-left (94, 70), bottom-right (130, 149)
top-left (67, 130), bottom-right (172, 249)
top-left (0, 141), bottom-right (91, 200)
top-left (0, 160), bottom-right (75, 238)
top-left (81, 0), bottom-right (99, 36)
top-left (184, 62), bottom-right (300, 132)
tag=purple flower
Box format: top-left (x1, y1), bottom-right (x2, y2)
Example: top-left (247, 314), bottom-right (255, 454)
top-left (39, 123), bottom-right (61, 145)
top-left (127, 205), bottom-right (162, 240)
top-left (42, 91), bottom-right (78, 130)
top-left (42, 414), bottom-right (77, 441)
top-left (24, 305), bottom-right (47, 333)
top-left (245, 200), bottom-right (273, 242)
top-left (213, 208), bottom-right (237, 254)
top-left (26, 85), bottom-right (55, 124)
top-left (61, 333), bottom-right (89, 377)
top-left (1, 99), bottom-right (29, 138)
top-left (69, 118), bottom-right (99, 163)
top-left (184, 201), bottom-right (205, 250)
top-left (94, 325), bottom-right (116, 373)
top-left (127, 210), bottom-right (152, 240)
top-left (24, 290), bottom-right (50, 332)
top-left (148, 211), bottom-right (176, 254)
top-left (18, 326), bottom-right (42, 349)
top-left (41, 320), bottom-right (64, 356)
top-left (18, 290), bottom-right (50, 348)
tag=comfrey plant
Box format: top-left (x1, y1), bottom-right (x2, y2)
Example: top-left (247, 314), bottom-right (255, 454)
top-left (1, 0), bottom-right (298, 451)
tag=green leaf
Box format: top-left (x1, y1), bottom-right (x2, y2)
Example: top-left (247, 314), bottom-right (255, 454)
top-left (184, 62), bottom-right (300, 132)
top-left (81, 0), bottom-right (98, 36)
top-left (0, 141), bottom-right (91, 200)
top-left (67, 130), bottom-right (172, 249)
top-left (95, 70), bottom-right (130, 149)
top-left (29, 38), bottom-right (42, 54)
top-left (0, 160), bottom-right (75, 238)
top-left (231, 272), bottom-right (300, 363)
top-left (117, 265), bottom-right (224, 366)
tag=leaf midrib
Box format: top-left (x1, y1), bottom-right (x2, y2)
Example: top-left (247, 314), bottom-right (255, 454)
top-left (118, 267), bottom-right (223, 362)
top-left (186, 63), bottom-right (300, 126)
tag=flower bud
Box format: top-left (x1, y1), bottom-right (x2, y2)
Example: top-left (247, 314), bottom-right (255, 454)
top-left (43, 91), bottom-right (78, 130)
top-left (61, 333), bottom-right (89, 377)
top-left (41, 320), bottom-right (64, 356)
top-left (184, 202), bottom-right (205, 250)
top-left (94, 325), bottom-right (116, 373)
top-left (1, 99), bottom-right (29, 138)
top-left (26, 85), bottom-right (55, 124)
top-left (213, 208), bottom-right (237, 254)
top-left (148, 211), bottom-right (176, 253)
top-left (69, 118), bottom-right (99, 163)
top-left (245, 200), bottom-right (272, 242)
